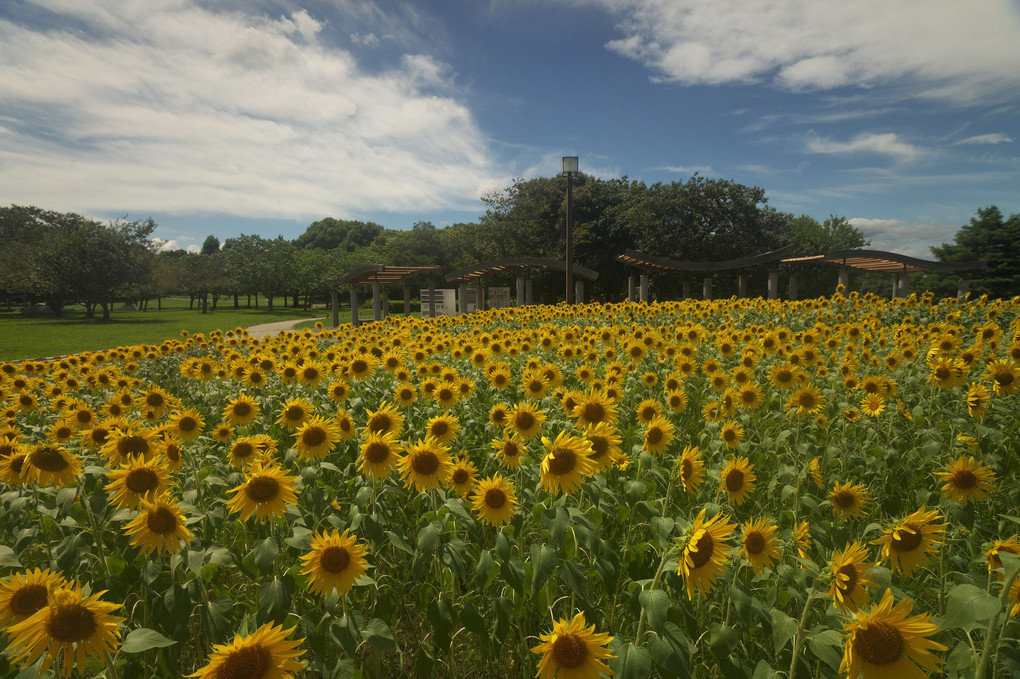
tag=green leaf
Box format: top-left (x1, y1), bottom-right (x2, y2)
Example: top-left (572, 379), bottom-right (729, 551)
top-left (646, 623), bottom-right (692, 679)
top-left (608, 640), bottom-right (652, 679)
top-left (445, 497), bottom-right (474, 526)
top-left (770, 608), bottom-right (798, 653)
top-left (258, 577), bottom-right (294, 625)
top-left (530, 544), bottom-right (558, 593)
top-left (202, 596), bottom-right (234, 643)
top-left (475, 550), bottom-right (495, 588)
top-left (0, 545), bottom-right (21, 568)
top-left (331, 614), bottom-right (361, 656)
top-left (502, 557), bottom-right (526, 595)
top-left (807, 630), bottom-right (842, 671)
top-left (252, 537), bottom-right (278, 574)
top-left (494, 597), bottom-right (514, 642)
top-left (120, 628), bottom-right (177, 653)
top-left (361, 618), bottom-right (399, 653)
top-left (386, 530), bottom-right (413, 555)
top-left (427, 599), bottom-right (454, 649)
top-left (752, 660), bottom-right (780, 679)
top-left (417, 521), bottom-right (441, 558)
top-left (942, 583), bottom-right (1001, 630)
top-left (638, 589), bottom-right (670, 635)
top-left (458, 602), bottom-right (490, 653)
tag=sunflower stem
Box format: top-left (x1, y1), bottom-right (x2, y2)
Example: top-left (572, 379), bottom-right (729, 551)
top-left (787, 578), bottom-right (819, 679)
top-left (31, 484), bottom-right (56, 566)
top-left (103, 649), bottom-right (120, 679)
top-left (635, 548), bottom-right (671, 644)
top-left (79, 481), bottom-right (112, 581)
top-left (975, 558), bottom-right (1020, 679)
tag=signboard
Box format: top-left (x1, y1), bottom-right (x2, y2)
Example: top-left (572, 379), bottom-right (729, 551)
top-left (489, 287), bottom-right (511, 309)
top-left (420, 289), bottom-right (456, 317)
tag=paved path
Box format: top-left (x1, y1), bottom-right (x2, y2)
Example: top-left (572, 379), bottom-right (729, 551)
top-left (245, 317), bottom-right (325, 339)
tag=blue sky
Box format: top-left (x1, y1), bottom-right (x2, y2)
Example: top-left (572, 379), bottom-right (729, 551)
top-left (1, 0), bottom-right (1018, 257)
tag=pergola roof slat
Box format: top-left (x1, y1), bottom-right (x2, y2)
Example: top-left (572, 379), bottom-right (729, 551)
top-left (617, 244), bottom-right (797, 273)
top-left (780, 249), bottom-right (986, 274)
top-left (445, 257), bottom-right (599, 283)
top-left (328, 264), bottom-right (439, 286)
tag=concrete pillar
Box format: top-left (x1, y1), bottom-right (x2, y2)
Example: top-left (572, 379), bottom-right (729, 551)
top-left (516, 277), bottom-right (526, 306)
top-left (627, 275), bottom-right (636, 302)
top-left (897, 273), bottom-right (909, 298)
top-left (575, 280), bottom-right (584, 305)
top-left (381, 292), bottom-right (389, 318)
top-left (428, 280), bottom-right (436, 318)
top-left (458, 282), bottom-right (468, 315)
top-left (703, 277), bottom-right (713, 300)
top-left (890, 276), bottom-right (899, 299)
top-left (330, 287), bottom-right (339, 327)
top-left (350, 286), bottom-right (360, 328)
top-left (768, 272), bottom-right (779, 300)
top-left (738, 275), bottom-right (747, 298)
top-left (639, 274), bottom-right (649, 302)
top-left (682, 280), bottom-right (691, 300)
top-left (403, 285), bottom-right (411, 316)
top-left (788, 273), bottom-right (799, 301)
top-left (372, 281), bottom-right (382, 321)
top-left (838, 269), bottom-right (850, 291)
top-left (957, 276), bottom-right (969, 300)
top-left (477, 283), bottom-right (485, 312)
top-left (525, 280), bottom-right (534, 305)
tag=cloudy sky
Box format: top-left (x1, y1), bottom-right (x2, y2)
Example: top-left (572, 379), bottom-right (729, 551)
top-left (1, 0), bottom-right (1018, 256)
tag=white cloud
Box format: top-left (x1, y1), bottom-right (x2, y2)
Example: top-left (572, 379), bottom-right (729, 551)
top-left (662, 165), bottom-right (713, 175)
top-left (805, 132), bottom-right (925, 162)
top-left (152, 238), bottom-right (179, 252)
top-left (590, 0), bottom-right (1020, 101)
top-left (0, 0), bottom-right (495, 220)
top-left (848, 217), bottom-right (957, 258)
top-left (954, 133), bottom-right (1013, 146)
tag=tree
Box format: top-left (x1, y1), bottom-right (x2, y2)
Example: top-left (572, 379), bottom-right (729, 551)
top-left (294, 218), bottom-right (385, 251)
top-left (201, 235), bottom-right (221, 255)
top-left (927, 206), bottom-right (1020, 299)
top-left (786, 215), bottom-right (870, 298)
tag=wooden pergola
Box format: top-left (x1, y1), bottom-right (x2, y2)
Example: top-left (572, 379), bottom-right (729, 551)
top-left (445, 257), bottom-right (599, 306)
top-left (327, 265), bottom-right (439, 328)
top-left (615, 244), bottom-right (797, 300)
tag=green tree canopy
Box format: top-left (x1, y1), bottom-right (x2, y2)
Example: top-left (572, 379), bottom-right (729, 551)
top-left (929, 206), bottom-right (1020, 299)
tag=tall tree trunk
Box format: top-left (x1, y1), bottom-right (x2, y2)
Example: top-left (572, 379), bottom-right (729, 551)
top-left (267, 295), bottom-right (274, 310)
top-left (234, 293), bottom-right (239, 310)
top-left (101, 301), bottom-right (110, 321)
top-left (157, 296), bottom-right (162, 311)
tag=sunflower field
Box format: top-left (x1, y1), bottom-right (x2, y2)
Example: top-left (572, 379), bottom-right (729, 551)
top-left (1, 290), bottom-right (1019, 679)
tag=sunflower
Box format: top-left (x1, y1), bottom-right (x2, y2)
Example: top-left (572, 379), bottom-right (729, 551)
top-left (426, 413), bottom-right (461, 446)
top-left (433, 383), bottom-right (460, 409)
top-left (719, 456), bottom-right (756, 506)
top-left (985, 358), bottom-right (1019, 395)
top-left (398, 437), bottom-right (453, 493)
top-left (365, 401), bottom-right (404, 437)
top-left (294, 415), bottom-right (342, 462)
top-left (47, 419), bottom-right (76, 444)
top-left (678, 508), bottom-right (737, 599)
top-left (24, 445), bottom-right (81, 487)
top-left (227, 435), bottom-right (263, 468)
top-left (211, 422), bottom-right (235, 443)
top-left (299, 529), bottom-right (369, 598)
top-left (160, 439), bottom-right (183, 473)
top-left (677, 445), bottom-right (705, 493)
top-left (840, 589), bottom-right (946, 678)
top-left (640, 415), bottom-right (673, 456)
top-left (276, 397), bottom-right (314, 431)
top-left (491, 434), bottom-right (527, 470)
top-left (768, 362), bottom-right (800, 390)
top-left (0, 568), bottom-right (65, 629)
top-left (842, 407), bottom-right (862, 422)
top-left (828, 541), bottom-right (879, 614)
top-left (572, 390), bottom-right (618, 427)
top-left (719, 420), bottom-right (744, 450)
top-left (928, 358), bottom-right (966, 389)
top-left (509, 402), bottom-right (547, 440)
top-left (793, 519), bottom-right (812, 559)
top-left (808, 457), bottom-right (823, 487)
top-left (100, 425), bottom-right (158, 464)
top-left (393, 382), bottom-right (417, 407)
top-left (358, 430), bottom-right (402, 481)
top-left (187, 622), bottom-right (305, 679)
top-left (488, 403), bottom-right (510, 429)
top-left (471, 474), bottom-right (518, 526)
top-left (635, 398), bottom-right (663, 425)
top-left (539, 431), bottom-right (596, 496)
top-left (788, 383), bottom-right (825, 417)
top-left (966, 383), bottom-right (991, 419)
top-left (222, 393), bottom-right (260, 426)
top-left (122, 491), bottom-right (193, 556)
top-left (105, 455), bottom-right (172, 508)
top-left (986, 536), bottom-right (1020, 575)
top-left (666, 388), bottom-right (689, 413)
top-left (448, 457), bottom-right (478, 498)
top-left (226, 461), bottom-right (299, 523)
top-left (736, 383), bottom-right (763, 410)
top-left (860, 394), bottom-right (886, 417)
top-left (829, 481), bottom-right (871, 521)
top-left (739, 516), bottom-right (781, 575)
top-left (871, 506), bottom-right (947, 577)
top-left (140, 385), bottom-right (173, 417)
top-left (488, 366), bottom-right (512, 390)
top-left (583, 422), bottom-right (623, 473)
top-left (5, 582), bottom-right (124, 679)
top-left (531, 611), bottom-right (614, 679)
top-left (346, 356), bottom-right (376, 381)
top-left (935, 455), bottom-right (995, 505)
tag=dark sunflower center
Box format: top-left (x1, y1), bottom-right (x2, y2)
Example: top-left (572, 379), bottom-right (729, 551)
top-left (29, 447), bottom-right (68, 472)
top-left (640, 406), bottom-right (657, 421)
top-left (581, 403), bottom-right (605, 422)
top-left (10, 455), bottom-right (26, 474)
top-left (647, 428), bottom-right (664, 445)
top-left (245, 476), bottom-right (280, 503)
top-left (799, 393), bottom-right (816, 408)
top-left (147, 506), bottom-right (178, 535)
top-left (233, 402), bottom-right (252, 417)
top-left (165, 444), bottom-right (181, 462)
top-left (411, 452), bottom-right (439, 476)
top-left (952, 469), bottom-right (977, 489)
top-left (834, 490), bottom-right (856, 508)
top-left (10, 585), bottom-right (48, 616)
top-left (431, 422), bottom-right (449, 437)
top-left (935, 367), bottom-right (951, 380)
top-left (75, 411), bottom-right (93, 425)
top-left (853, 621), bottom-right (903, 666)
top-left (55, 426), bottom-right (72, 439)
top-left (352, 360), bottom-right (368, 374)
top-left (725, 469), bottom-right (744, 492)
top-left (744, 532), bottom-right (765, 555)
top-left (118, 436), bottom-right (150, 457)
top-left (515, 412), bottom-right (535, 430)
top-left (126, 468), bottom-right (159, 494)
top-left (438, 388), bottom-right (454, 401)
top-left (233, 443), bottom-right (255, 460)
top-left (215, 643), bottom-right (272, 679)
top-left (368, 414), bottom-right (392, 433)
top-left (503, 442), bottom-right (519, 458)
top-left (551, 632), bottom-right (588, 669)
top-left (723, 429), bottom-right (737, 442)
top-left (284, 406), bottom-right (305, 421)
top-left (547, 449), bottom-right (576, 476)
top-left (146, 393), bottom-right (164, 408)
top-left (45, 603), bottom-right (97, 643)
top-left (588, 437), bottom-right (608, 460)
top-left (452, 468), bottom-right (469, 484)
top-left (837, 564), bottom-right (858, 593)
top-left (891, 525), bottom-right (923, 552)
top-left (302, 427), bottom-right (327, 447)
top-left (365, 442), bottom-right (390, 464)
top-left (777, 370), bottom-right (792, 383)
top-left (681, 459), bottom-right (693, 480)
top-left (178, 417), bottom-right (198, 432)
top-left (690, 533), bottom-right (715, 568)
top-left (320, 546), bottom-right (350, 573)
top-left (996, 371), bottom-right (1014, 386)
top-left (484, 487), bottom-right (506, 509)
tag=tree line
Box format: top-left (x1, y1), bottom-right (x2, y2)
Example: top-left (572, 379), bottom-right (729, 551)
top-left (1, 174), bottom-right (1015, 317)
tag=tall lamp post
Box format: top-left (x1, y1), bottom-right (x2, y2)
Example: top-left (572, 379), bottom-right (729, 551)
top-left (562, 156), bottom-right (578, 304)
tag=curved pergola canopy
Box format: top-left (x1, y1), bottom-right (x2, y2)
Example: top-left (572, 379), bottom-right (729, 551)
top-left (616, 244), bottom-right (797, 273)
top-left (781, 250), bottom-right (987, 274)
top-left (445, 257), bottom-right (599, 283)
top-left (329, 264), bottom-right (439, 286)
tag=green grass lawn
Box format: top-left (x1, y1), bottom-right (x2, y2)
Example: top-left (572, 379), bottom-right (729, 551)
top-left (0, 300), bottom-right (335, 360)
